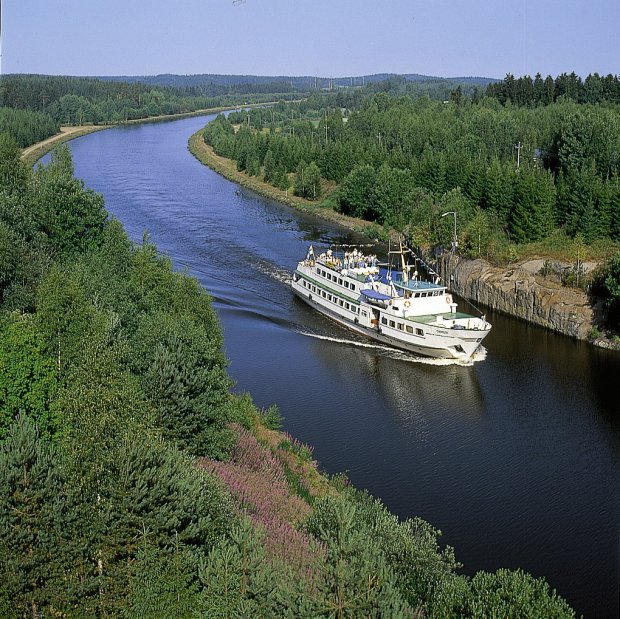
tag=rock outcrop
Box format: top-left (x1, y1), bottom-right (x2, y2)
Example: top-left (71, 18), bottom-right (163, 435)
top-left (437, 255), bottom-right (594, 340)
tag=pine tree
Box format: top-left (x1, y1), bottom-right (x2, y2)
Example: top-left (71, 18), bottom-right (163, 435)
top-left (143, 332), bottom-right (234, 458)
top-left (0, 414), bottom-right (63, 618)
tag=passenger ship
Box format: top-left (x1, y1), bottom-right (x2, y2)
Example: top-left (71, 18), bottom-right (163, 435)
top-left (291, 243), bottom-right (491, 360)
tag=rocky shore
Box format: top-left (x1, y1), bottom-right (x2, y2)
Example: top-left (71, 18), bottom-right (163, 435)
top-left (190, 124), bottom-right (618, 352)
top-left (437, 254), bottom-right (619, 350)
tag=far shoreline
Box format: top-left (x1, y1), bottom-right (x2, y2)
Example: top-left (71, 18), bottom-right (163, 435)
top-left (20, 103), bottom-right (280, 167)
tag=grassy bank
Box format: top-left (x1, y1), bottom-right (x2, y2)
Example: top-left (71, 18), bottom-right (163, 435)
top-left (20, 104), bottom-right (277, 167)
top-left (20, 125), bottom-right (108, 167)
top-left (188, 128), bottom-right (376, 235)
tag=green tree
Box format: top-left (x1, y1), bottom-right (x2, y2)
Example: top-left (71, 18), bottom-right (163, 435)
top-left (0, 415), bottom-right (63, 618)
top-left (338, 165), bottom-right (377, 219)
top-left (124, 544), bottom-right (199, 619)
top-left (306, 496), bottom-right (413, 617)
top-left (32, 146), bottom-right (107, 257)
top-left (456, 569), bottom-right (575, 618)
top-left (0, 314), bottom-right (58, 439)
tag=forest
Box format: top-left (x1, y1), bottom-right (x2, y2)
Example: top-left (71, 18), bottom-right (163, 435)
top-left (0, 130), bottom-right (578, 616)
top-left (0, 107), bottom-right (59, 148)
top-left (201, 74), bottom-right (620, 330)
top-left (0, 74), bottom-right (302, 127)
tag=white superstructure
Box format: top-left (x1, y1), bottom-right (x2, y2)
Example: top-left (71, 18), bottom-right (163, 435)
top-left (291, 244), bottom-right (491, 360)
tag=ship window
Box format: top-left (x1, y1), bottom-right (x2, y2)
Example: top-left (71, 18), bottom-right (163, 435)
top-left (389, 320), bottom-right (395, 328)
top-left (339, 299), bottom-right (344, 306)
top-left (416, 328), bottom-right (424, 336)
top-left (338, 278), bottom-right (343, 285)
top-left (345, 302), bottom-right (349, 310)
top-left (414, 293), bottom-right (420, 298)
top-left (351, 284), bottom-right (356, 290)
top-left (362, 311), bottom-right (367, 317)
top-left (406, 325), bottom-right (413, 334)
top-left (397, 323), bottom-right (404, 331)
top-left (322, 291), bottom-right (326, 298)
top-left (381, 317), bottom-right (388, 325)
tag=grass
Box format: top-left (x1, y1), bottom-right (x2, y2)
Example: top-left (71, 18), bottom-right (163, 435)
top-left (21, 126), bottom-right (108, 167)
top-left (21, 102), bottom-right (279, 167)
top-left (516, 229), bottom-right (619, 264)
top-left (187, 129), bottom-right (375, 234)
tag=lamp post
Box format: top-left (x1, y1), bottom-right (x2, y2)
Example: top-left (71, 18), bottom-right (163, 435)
top-left (441, 211), bottom-right (458, 252)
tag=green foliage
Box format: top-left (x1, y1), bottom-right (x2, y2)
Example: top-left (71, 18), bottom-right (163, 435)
top-left (199, 520), bottom-right (297, 618)
top-left (32, 145), bottom-right (108, 257)
top-left (35, 262), bottom-right (107, 378)
top-left (0, 133), bottom-right (29, 194)
top-left (0, 108), bottom-right (59, 148)
top-left (203, 88), bottom-right (620, 248)
top-left (455, 568), bottom-right (575, 618)
top-left (1, 74), bottom-right (302, 130)
top-left (141, 329), bottom-right (235, 457)
top-left (0, 314), bottom-right (58, 439)
top-left (593, 252), bottom-right (620, 329)
top-left (338, 164), bottom-right (377, 218)
top-left (0, 415), bottom-right (63, 618)
top-left (124, 544), bottom-right (199, 619)
top-left (295, 160), bottom-right (322, 200)
top-left (306, 495), bottom-right (413, 617)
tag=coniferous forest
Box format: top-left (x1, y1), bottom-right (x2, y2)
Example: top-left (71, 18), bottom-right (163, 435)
top-left (0, 116), bottom-right (578, 616)
top-left (202, 73), bottom-right (620, 331)
top-left (205, 73), bottom-right (620, 249)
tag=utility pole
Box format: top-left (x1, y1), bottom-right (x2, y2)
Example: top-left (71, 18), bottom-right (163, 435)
top-left (515, 141), bottom-right (523, 168)
top-left (441, 211), bottom-right (458, 253)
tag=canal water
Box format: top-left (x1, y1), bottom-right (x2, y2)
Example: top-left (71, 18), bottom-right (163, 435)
top-left (49, 115), bottom-right (619, 618)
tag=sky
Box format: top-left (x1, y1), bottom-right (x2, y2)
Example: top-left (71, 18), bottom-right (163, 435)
top-left (2, 0), bottom-right (619, 79)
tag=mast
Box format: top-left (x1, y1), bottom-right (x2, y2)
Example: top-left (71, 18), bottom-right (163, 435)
top-left (399, 240), bottom-right (409, 284)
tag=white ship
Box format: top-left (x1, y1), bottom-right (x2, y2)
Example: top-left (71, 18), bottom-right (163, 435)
top-left (291, 242), bottom-right (491, 360)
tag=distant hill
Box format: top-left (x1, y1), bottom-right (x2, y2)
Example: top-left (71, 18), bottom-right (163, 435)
top-left (94, 73), bottom-right (498, 90)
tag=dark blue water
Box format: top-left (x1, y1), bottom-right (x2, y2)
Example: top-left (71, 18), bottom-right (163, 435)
top-left (47, 116), bottom-right (619, 618)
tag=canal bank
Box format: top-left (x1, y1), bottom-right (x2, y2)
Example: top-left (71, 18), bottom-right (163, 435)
top-left (46, 114), bottom-right (618, 617)
top-left (189, 125), bottom-right (618, 350)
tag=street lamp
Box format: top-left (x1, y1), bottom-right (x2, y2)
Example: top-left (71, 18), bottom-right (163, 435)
top-left (441, 211), bottom-right (458, 252)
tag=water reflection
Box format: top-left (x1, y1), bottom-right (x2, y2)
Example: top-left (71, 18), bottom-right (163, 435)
top-left (57, 114), bottom-right (619, 619)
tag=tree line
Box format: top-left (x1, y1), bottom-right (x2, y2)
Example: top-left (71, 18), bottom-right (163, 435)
top-left (203, 82), bottom-right (620, 254)
top-left (486, 72), bottom-right (620, 107)
top-left (0, 136), bottom-right (576, 615)
top-left (0, 74), bottom-right (303, 128)
top-left (0, 106), bottom-right (59, 148)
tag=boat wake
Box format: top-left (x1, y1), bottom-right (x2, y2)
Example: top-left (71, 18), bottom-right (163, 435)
top-left (252, 261), bottom-right (292, 285)
top-left (296, 330), bottom-right (487, 366)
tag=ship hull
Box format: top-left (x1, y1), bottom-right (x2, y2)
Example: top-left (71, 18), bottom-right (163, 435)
top-left (292, 277), bottom-right (488, 360)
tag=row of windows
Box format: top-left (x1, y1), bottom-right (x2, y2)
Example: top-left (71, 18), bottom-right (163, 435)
top-left (405, 290), bottom-right (443, 299)
top-left (317, 268), bottom-right (356, 291)
top-left (381, 316), bottom-right (424, 336)
top-left (301, 279), bottom-right (359, 313)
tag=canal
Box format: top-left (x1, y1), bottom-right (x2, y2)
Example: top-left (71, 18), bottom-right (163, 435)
top-left (48, 114), bottom-right (619, 618)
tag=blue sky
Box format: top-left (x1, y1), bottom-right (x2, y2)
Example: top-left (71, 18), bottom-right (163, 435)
top-left (3, 0), bottom-right (619, 79)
